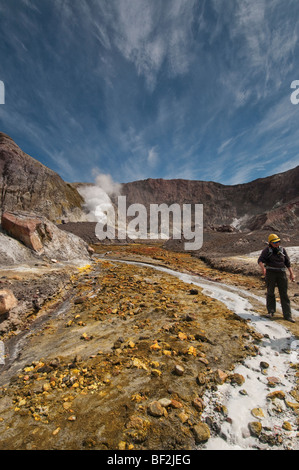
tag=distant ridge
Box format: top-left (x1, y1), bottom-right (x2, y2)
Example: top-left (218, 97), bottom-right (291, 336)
top-left (119, 167), bottom-right (299, 231)
top-left (1, 132), bottom-right (299, 232)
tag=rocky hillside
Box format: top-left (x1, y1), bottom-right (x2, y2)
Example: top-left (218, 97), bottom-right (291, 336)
top-left (1, 131), bottom-right (298, 236)
top-left (0, 133), bottom-right (84, 223)
top-left (119, 169), bottom-right (299, 232)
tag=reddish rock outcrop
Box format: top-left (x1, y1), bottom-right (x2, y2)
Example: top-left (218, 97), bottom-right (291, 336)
top-left (1, 211), bottom-right (91, 263)
top-left (1, 211), bottom-right (52, 252)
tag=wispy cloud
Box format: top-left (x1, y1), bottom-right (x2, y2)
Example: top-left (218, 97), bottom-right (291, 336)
top-left (93, 0), bottom-right (199, 91)
top-left (1, 0), bottom-right (299, 186)
top-left (147, 147), bottom-right (159, 167)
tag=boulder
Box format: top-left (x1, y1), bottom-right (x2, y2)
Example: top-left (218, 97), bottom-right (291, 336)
top-left (1, 211), bottom-right (51, 252)
top-left (248, 421), bottom-right (262, 437)
top-left (1, 211), bottom-right (91, 263)
top-left (0, 289), bottom-right (18, 315)
top-left (192, 422), bottom-right (210, 443)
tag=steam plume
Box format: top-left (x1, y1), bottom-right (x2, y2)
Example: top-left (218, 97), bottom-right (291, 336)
top-left (78, 171), bottom-right (122, 223)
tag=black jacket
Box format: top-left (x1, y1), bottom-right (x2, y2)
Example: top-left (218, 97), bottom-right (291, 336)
top-left (258, 246), bottom-right (291, 270)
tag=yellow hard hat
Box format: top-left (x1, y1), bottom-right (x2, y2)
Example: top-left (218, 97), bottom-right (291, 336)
top-left (268, 233), bottom-right (280, 244)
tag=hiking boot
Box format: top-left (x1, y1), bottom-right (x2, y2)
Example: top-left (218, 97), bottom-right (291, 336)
top-left (285, 318), bottom-right (295, 323)
top-left (267, 311), bottom-right (275, 318)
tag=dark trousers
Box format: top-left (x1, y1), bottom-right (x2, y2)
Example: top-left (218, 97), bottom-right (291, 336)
top-left (265, 269), bottom-right (292, 319)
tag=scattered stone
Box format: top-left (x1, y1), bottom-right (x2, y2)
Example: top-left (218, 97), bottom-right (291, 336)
top-left (118, 441), bottom-right (126, 450)
top-left (196, 373), bottom-right (206, 386)
top-left (162, 349), bottom-right (172, 357)
top-left (198, 357), bottom-right (209, 365)
top-left (192, 422), bottom-right (210, 443)
top-left (158, 398), bottom-right (172, 408)
top-left (248, 421), bottom-right (262, 437)
top-left (189, 289), bottom-right (199, 295)
top-left (126, 416), bottom-right (145, 430)
top-left (185, 313), bottom-right (196, 321)
top-left (63, 402), bottom-right (72, 411)
top-left (173, 364), bottom-right (184, 376)
top-left (267, 391), bottom-right (286, 401)
top-left (150, 341), bottom-right (161, 351)
top-left (151, 369), bottom-right (162, 377)
top-left (221, 405), bottom-right (228, 417)
top-left (285, 401), bottom-right (299, 411)
top-left (282, 421), bottom-right (292, 431)
top-left (42, 382), bottom-right (51, 392)
top-left (0, 289), bottom-right (18, 315)
top-left (170, 399), bottom-right (183, 409)
top-left (267, 376), bottom-right (280, 387)
top-left (178, 412), bottom-right (189, 423)
top-left (230, 373), bottom-right (245, 386)
top-left (148, 401), bottom-right (164, 417)
top-left (132, 358), bottom-right (148, 370)
top-left (268, 398), bottom-right (285, 414)
top-left (290, 390), bottom-right (299, 402)
top-left (80, 332), bottom-right (93, 341)
top-left (68, 415), bottom-right (76, 421)
top-left (192, 397), bottom-right (204, 412)
top-left (251, 408), bottom-right (265, 419)
top-left (214, 369), bottom-right (228, 385)
top-left (260, 361), bottom-right (269, 369)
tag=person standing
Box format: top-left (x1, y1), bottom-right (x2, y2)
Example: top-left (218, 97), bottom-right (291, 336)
top-left (258, 233), bottom-right (295, 323)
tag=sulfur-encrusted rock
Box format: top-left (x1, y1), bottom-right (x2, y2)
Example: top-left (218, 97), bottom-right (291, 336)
top-left (251, 408), bottom-right (265, 419)
top-left (192, 422), bottom-right (210, 443)
top-left (248, 421), bottom-right (262, 437)
top-left (267, 390), bottom-right (286, 401)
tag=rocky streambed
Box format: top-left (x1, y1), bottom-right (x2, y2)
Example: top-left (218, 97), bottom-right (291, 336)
top-left (0, 244), bottom-right (298, 450)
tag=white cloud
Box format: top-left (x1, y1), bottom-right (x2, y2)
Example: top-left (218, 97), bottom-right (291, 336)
top-left (105, 0), bottom-right (197, 90)
top-left (147, 147), bottom-right (159, 167)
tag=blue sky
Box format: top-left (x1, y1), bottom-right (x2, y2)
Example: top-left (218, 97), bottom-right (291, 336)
top-left (1, 0), bottom-right (299, 186)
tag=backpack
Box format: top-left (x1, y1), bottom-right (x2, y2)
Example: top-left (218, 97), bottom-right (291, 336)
top-left (266, 245), bottom-right (285, 259)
